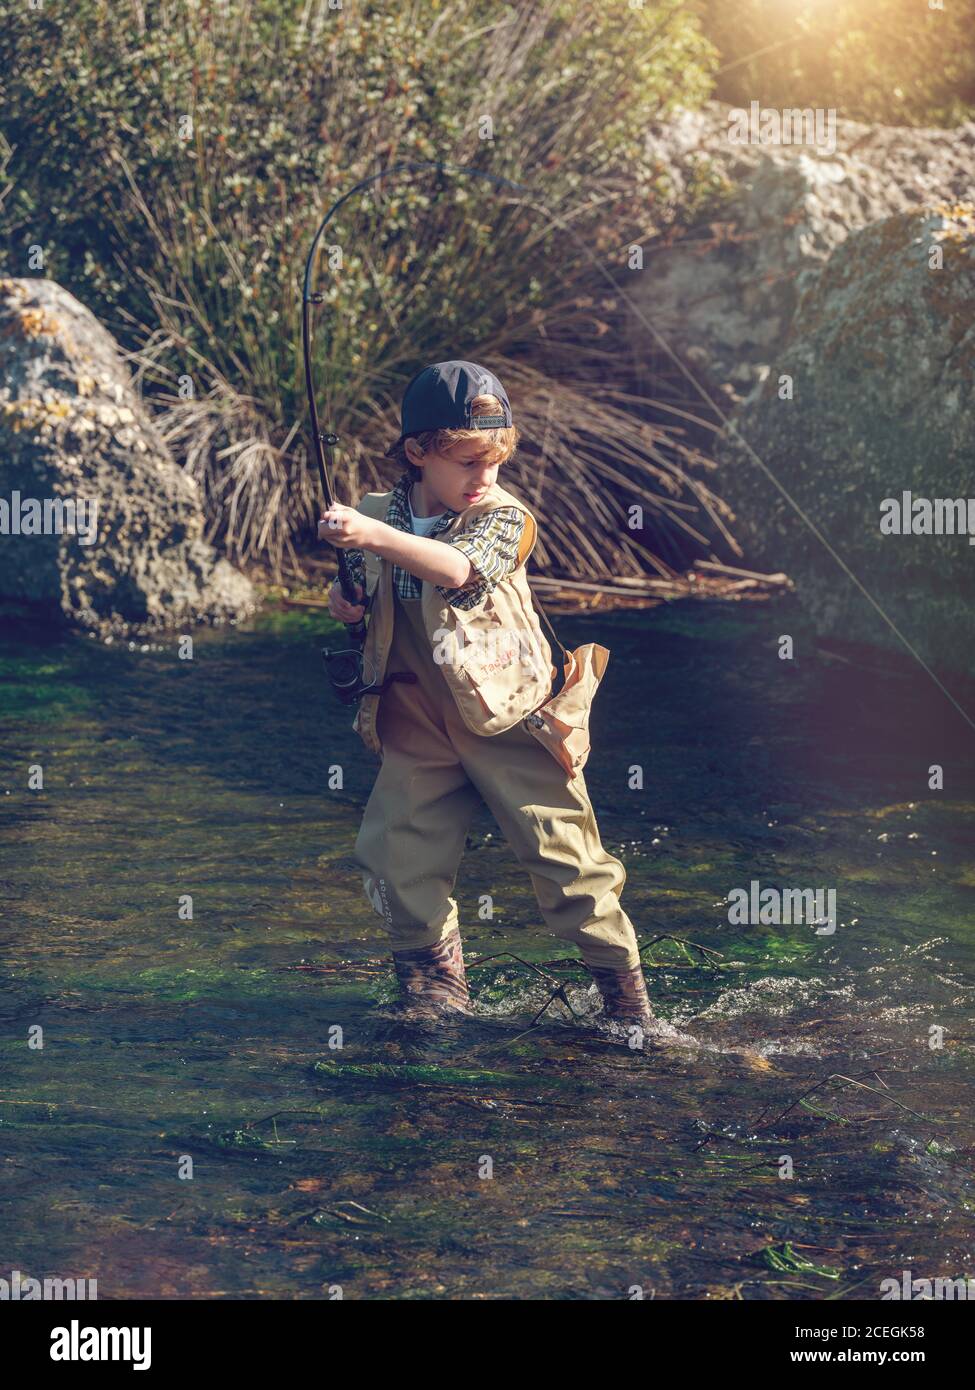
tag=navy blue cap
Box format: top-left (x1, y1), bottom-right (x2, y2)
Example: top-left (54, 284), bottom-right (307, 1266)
top-left (385, 360), bottom-right (512, 456)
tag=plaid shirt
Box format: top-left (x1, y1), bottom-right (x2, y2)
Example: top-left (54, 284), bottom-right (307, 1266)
top-left (344, 473), bottom-right (525, 609)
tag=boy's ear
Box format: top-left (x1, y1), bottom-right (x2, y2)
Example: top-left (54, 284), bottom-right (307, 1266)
top-left (404, 438), bottom-right (424, 466)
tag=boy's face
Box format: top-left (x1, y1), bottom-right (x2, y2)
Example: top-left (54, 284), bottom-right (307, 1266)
top-left (406, 438), bottom-right (502, 513)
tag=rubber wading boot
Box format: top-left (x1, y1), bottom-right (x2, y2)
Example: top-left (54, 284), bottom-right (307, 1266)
top-left (388, 927), bottom-right (473, 1018)
top-left (586, 962), bottom-right (698, 1048)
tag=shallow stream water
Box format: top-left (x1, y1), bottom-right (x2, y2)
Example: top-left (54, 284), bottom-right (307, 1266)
top-left (1, 596), bottom-right (973, 1299)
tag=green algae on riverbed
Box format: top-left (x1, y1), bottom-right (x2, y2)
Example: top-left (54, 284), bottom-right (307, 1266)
top-left (1, 596), bottom-right (975, 1298)
top-left (311, 1059), bottom-right (547, 1087)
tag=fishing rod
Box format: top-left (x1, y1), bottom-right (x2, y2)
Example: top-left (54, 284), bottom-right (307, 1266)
top-left (302, 160), bottom-right (537, 705)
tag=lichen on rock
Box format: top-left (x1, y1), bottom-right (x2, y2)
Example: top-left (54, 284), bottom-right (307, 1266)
top-left (0, 278), bottom-right (257, 635)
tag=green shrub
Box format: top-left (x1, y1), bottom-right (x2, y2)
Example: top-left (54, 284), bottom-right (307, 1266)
top-left (0, 0), bottom-right (724, 576)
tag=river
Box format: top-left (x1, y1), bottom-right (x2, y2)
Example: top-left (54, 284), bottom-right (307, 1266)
top-left (1, 594), bottom-right (973, 1299)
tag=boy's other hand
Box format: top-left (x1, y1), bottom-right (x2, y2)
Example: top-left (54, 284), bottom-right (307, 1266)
top-left (318, 504), bottom-right (376, 550)
top-left (329, 580), bottom-right (366, 624)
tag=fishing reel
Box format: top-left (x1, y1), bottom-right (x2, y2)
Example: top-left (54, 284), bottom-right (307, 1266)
top-left (320, 584), bottom-right (418, 706)
top-left (320, 566), bottom-right (374, 706)
top-left (322, 641), bottom-right (418, 705)
top-left (321, 643), bottom-right (372, 706)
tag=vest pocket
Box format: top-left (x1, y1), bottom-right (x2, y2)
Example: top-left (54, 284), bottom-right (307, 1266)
top-left (450, 609), bottom-right (550, 721)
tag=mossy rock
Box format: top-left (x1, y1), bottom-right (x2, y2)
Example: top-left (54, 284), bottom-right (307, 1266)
top-left (717, 205), bottom-right (975, 676)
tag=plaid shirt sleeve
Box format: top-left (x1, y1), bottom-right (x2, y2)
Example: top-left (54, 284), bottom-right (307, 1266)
top-left (436, 507), bottom-right (526, 610)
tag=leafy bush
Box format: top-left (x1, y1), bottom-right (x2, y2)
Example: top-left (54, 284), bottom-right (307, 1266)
top-left (0, 0), bottom-right (725, 577)
top-left (698, 0), bottom-right (975, 127)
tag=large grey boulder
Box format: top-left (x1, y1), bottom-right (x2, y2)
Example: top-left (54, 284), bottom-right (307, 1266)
top-left (640, 103), bottom-right (975, 402)
top-left (716, 204), bottom-right (975, 676)
top-left (0, 277), bottom-right (256, 634)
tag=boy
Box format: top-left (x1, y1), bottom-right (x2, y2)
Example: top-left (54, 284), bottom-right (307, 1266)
top-left (319, 360), bottom-right (690, 1045)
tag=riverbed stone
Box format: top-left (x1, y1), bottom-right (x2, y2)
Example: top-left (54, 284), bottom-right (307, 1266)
top-left (0, 277), bottom-right (256, 634)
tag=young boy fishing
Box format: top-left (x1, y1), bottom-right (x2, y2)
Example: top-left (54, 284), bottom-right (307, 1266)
top-left (318, 360), bottom-right (691, 1045)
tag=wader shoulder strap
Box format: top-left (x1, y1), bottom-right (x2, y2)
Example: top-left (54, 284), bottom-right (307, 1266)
top-left (356, 490), bottom-right (392, 522)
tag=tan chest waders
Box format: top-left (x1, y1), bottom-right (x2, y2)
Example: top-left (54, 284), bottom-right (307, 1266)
top-left (353, 588), bottom-right (643, 971)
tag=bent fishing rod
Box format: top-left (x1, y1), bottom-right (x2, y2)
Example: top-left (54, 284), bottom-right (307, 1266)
top-left (302, 159), bottom-right (537, 705)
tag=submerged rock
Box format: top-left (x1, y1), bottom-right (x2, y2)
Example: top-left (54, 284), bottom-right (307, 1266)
top-left (0, 277), bottom-right (256, 634)
top-left (716, 205), bottom-right (975, 676)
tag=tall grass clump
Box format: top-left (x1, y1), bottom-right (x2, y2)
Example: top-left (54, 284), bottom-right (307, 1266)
top-left (0, 0), bottom-right (727, 579)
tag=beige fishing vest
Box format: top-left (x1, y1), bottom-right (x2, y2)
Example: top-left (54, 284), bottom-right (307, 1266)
top-left (350, 481), bottom-right (555, 754)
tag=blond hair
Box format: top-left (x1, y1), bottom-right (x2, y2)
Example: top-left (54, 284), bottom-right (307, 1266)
top-left (385, 393), bottom-right (520, 481)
